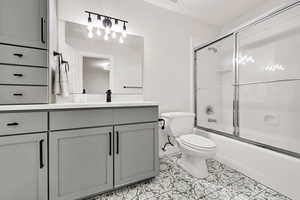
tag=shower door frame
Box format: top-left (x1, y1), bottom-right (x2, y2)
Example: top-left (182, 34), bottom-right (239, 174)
top-left (193, 1), bottom-right (300, 159)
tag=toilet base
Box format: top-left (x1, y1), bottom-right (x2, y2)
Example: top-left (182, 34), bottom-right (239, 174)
top-left (177, 154), bottom-right (208, 178)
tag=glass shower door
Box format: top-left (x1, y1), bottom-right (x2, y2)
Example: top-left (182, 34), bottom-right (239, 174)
top-left (237, 4), bottom-right (300, 154)
top-left (195, 35), bottom-right (235, 134)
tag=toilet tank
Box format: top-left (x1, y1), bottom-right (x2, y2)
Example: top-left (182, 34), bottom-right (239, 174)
top-left (161, 112), bottom-right (195, 137)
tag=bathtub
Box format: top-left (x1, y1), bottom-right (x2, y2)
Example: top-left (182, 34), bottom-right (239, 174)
top-left (196, 129), bottom-right (300, 199)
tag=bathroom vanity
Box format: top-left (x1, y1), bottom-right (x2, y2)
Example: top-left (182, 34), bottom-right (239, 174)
top-left (0, 102), bottom-right (159, 200)
top-left (0, 1), bottom-right (158, 200)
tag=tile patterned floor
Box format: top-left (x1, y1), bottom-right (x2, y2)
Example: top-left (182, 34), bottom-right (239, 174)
top-left (87, 154), bottom-right (292, 200)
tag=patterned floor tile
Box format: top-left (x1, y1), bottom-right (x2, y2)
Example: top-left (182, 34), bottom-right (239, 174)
top-left (86, 154), bottom-right (292, 200)
top-left (148, 190), bottom-right (197, 200)
top-left (201, 176), bottom-right (267, 200)
top-left (252, 188), bottom-right (292, 200)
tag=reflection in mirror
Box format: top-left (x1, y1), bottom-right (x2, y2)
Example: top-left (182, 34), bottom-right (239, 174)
top-left (61, 21), bottom-right (144, 94)
top-left (83, 56), bottom-right (111, 94)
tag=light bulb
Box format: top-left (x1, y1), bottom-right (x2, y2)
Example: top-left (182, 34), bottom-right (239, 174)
top-left (88, 30), bottom-right (93, 38)
top-left (87, 24), bottom-right (93, 31)
top-left (96, 28), bottom-right (101, 36)
top-left (119, 36), bottom-right (124, 44)
top-left (104, 34), bottom-right (109, 41)
top-left (96, 15), bottom-right (101, 27)
top-left (122, 31), bottom-right (127, 38)
top-left (112, 31), bottom-right (116, 39)
top-left (105, 27), bottom-right (111, 34)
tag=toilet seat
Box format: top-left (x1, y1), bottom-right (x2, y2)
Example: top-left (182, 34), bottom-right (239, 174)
top-left (179, 134), bottom-right (216, 151)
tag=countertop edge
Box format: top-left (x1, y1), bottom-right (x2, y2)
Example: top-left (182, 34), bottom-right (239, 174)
top-left (0, 102), bottom-right (159, 112)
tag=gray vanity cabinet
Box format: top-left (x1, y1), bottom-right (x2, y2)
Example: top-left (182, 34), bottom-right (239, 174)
top-left (0, 0), bottom-right (47, 48)
top-left (114, 123), bottom-right (159, 187)
top-left (49, 127), bottom-right (114, 200)
top-left (0, 133), bottom-right (47, 200)
top-left (0, 0), bottom-right (48, 105)
top-left (49, 107), bottom-right (159, 200)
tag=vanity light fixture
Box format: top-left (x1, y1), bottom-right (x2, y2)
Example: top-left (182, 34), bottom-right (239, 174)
top-left (111, 31), bottom-right (117, 39)
top-left (96, 28), bottom-right (102, 36)
top-left (88, 31), bottom-right (93, 38)
top-left (122, 22), bottom-right (127, 38)
top-left (103, 17), bottom-right (112, 34)
top-left (119, 36), bottom-right (124, 44)
top-left (96, 15), bottom-right (102, 36)
top-left (104, 34), bottom-right (109, 41)
top-left (87, 13), bottom-right (93, 31)
top-left (85, 11), bottom-right (128, 43)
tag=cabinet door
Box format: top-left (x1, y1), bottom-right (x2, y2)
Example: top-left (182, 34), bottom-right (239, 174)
top-left (0, 0), bottom-right (47, 48)
top-left (0, 133), bottom-right (47, 200)
top-left (50, 127), bottom-right (113, 200)
top-left (114, 123), bottom-right (159, 187)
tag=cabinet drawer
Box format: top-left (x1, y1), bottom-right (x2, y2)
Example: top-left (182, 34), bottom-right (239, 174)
top-left (113, 107), bottom-right (158, 125)
top-left (0, 65), bottom-right (48, 85)
top-left (0, 112), bottom-right (47, 136)
top-left (0, 44), bottom-right (47, 67)
top-left (0, 85), bottom-right (48, 104)
top-left (50, 109), bottom-right (114, 130)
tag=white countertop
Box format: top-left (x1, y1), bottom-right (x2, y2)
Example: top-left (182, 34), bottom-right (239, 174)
top-left (0, 101), bottom-right (159, 112)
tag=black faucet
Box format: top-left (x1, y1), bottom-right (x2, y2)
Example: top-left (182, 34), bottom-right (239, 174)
top-left (106, 89), bottom-right (112, 102)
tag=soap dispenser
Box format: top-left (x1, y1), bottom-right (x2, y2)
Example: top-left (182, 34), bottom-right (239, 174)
top-left (106, 89), bottom-right (112, 102)
top-left (82, 89), bottom-right (87, 103)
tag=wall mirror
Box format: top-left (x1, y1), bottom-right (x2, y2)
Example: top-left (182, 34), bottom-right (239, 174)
top-left (60, 21), bottom-right (144, 94)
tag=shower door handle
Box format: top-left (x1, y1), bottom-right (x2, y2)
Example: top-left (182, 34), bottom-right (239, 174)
top-left (233, 101), bottom-right (236, 127)
top-left (236, 100), bottom-right (239, 127)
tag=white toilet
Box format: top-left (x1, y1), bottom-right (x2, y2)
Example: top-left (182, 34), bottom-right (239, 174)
top-left (161, 112), bottom-right (216, 178)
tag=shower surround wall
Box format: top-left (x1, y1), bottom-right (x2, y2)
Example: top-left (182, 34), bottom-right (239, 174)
top-left (196, 36), bottom-right (234, 134)
top-left (195, 2), bottom-right (300, 199)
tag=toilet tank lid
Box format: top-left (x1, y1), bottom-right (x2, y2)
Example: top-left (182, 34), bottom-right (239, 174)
top-left (161, 112), bottom-right (195, 119)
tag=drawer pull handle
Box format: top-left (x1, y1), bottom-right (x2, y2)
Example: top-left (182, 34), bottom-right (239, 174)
top-left (13, 93), bottom-right (23, 96)
top-left (13, 53), bottom-right (23, 57)
top-left (13, 73), bottom-right (23, 77)
top-left (41, 17), bottom-right (46, 44)
top-left (109, 132), bottom-right (112, 156)
top-left (39, 139), bottom-right (44, 169)
top-left (116, 131), bottom-right (119, 154)
top-left (7, 122), bottom-right (19, 126)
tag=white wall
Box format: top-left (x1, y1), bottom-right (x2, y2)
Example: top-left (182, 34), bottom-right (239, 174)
top-left (57, 0), bottom-right (219, 112)
top-left (48, 0), bottom-right (59, 102)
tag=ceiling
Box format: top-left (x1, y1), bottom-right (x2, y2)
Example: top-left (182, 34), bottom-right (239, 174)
top-left (143, 0), bottom-right (278, 26)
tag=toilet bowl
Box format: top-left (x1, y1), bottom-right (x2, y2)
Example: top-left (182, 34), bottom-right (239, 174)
top-left (161, 112), bottom-right (216, 178)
